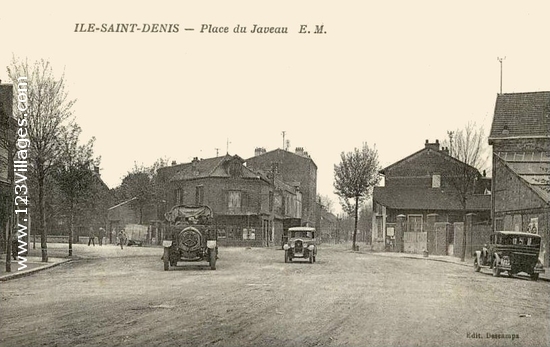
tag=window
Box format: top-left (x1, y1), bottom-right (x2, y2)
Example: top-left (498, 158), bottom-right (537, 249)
top-left (432, 174), bottom-right (441, 188)
top-left (407, 215), bottom-right (423, 232)
top-left (175, 188), bottom-right (183, 205)
top-left (228, 191), bottom-right (241, 212)
top-left (195, 185), bottom-right (204, 205)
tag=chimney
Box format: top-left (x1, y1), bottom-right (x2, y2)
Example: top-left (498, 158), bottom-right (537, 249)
top-left (442, 146), bottom-right (449, 155)
top-left (295, 147), bottom-right (304, 156)
top-left (171, 160), bottom-right (177, 166)
top-left (93, 166), bottom-right (100, 175)
top-left (192, 157), bottom-right (199, 175)
top-left (254, 147), bottom-right (262, 156)
top-left (424, 139), bottom-right (440, 151)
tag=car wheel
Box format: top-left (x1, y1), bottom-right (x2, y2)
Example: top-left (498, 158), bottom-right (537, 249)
top-left (474, 258), bottom-right (481, 272)
top-left (530, 273), bottom-right (539, 281)
top-left (313, 256), bottom-right (316, 263)
top-left (492, 259), bottom-right (500, 277)
top-left (163, 248), bottom-right (170, 271)
top-left (507, 271), bottom-right (513, 278)
top-left (209, 248), bottom-right (217, 270)
top-left (284, 250), bottom-right (289, 263)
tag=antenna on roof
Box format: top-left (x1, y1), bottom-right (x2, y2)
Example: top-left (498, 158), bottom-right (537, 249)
top-left (281, 131), bottom-right (286, 150)
top-left (226, 139), bottom-right (231, 154)
top-left (215, 148), bottom-right (219, 157)
top-left (497, 56), bottom-right (506, 95)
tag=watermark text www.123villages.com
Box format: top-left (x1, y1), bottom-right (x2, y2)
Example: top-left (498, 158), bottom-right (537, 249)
top-left (14, 76), bottom-right (29, 270)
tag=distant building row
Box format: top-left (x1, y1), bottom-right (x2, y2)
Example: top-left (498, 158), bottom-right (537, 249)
top-left (108, 147), bottom-right (327, 247)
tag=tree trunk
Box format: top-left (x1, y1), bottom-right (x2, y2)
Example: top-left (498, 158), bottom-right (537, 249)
top-left (5, 216), bottom-right (12, 272)
top-left (460, 204), bottom-right (467, 262)
top-left (68, 203), bottom-right (74, 257)
top-left (38, 173), bottom-right (48, 262)
top-left (353, 195), bottom-right (359, 251)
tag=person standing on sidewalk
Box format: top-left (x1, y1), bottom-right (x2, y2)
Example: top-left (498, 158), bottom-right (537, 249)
top-left (87, 227), bottom-right (96, 246)
top-left (98, 227), bottom-right (106, 246)
top-left (118, 229), bottom-right (127, 250)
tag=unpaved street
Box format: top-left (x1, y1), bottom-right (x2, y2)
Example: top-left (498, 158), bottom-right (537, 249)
top-left (1, 243), bottom-right (549, 347)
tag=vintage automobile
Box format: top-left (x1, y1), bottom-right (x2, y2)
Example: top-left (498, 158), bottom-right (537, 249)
top-left (473, 231), bottom-right (545, 281)
top-left (162, 205), bottom-right (218, 271)
top-left (283, 227), bottom-right (317, 263)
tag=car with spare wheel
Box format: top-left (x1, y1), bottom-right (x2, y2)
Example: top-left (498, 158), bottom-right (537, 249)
top-left (473, 231), bottom-right (545, 281)
top-left (162, 205), bottom-right (218, 271)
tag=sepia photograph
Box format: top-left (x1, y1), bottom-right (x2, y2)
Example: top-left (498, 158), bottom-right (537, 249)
top-left (1, 1), bottom-right (549, 346)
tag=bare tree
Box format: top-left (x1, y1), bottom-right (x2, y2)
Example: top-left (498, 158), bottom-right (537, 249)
top-left (7, 58), bottom-right (75, 262)
top-left (445, 122), bottom-right (487, 261)
top-left (117, 158), bottom-right (169, 224)
top-left (317, 194), bottom-right (335, 214)
top-left (334, 143), bottom-right (380, 251)
top-left (52, 123), bottom-right (97, 256)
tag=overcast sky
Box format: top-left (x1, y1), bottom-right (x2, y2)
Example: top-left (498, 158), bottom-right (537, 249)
top-left (1, 1), bottom-right (549, 212)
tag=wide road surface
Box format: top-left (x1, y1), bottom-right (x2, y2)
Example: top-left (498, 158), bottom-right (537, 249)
top-left (1, 243), bottom-right (549, 347)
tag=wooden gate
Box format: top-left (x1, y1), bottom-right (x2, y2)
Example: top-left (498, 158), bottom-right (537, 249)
top-left (404, 232), bottom-right (427, 254)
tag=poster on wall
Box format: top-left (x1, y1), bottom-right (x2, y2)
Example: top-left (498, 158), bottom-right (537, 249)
top-left (528, 217), bottom-right (539, 234)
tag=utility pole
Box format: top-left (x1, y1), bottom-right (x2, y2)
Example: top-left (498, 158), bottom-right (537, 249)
top-left (497, 56), bottom-right (506, 95)
top-left (281, 131), bottom-right (286, 150)
top-left (215, 148), bottom-right (219, 157)
top-left (226, 139), bottom-right (231, 154)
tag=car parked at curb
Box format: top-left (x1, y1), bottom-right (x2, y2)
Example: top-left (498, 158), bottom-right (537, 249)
top-left (473, 231), bottom-right (545, 281)
top-left (162, 205), bottom-right (218, 271)
top-left (283, 227), bottom-right (317, 263)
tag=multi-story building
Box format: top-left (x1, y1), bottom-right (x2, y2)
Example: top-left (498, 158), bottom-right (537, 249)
top-left (0, 82), bottom-right (14, 253)
top-left (489, 91), bottom-right (550, 268)
top-left (157, 154), bottom-right (302, 247)
top-left (246, 147), bottom-right (317, 227)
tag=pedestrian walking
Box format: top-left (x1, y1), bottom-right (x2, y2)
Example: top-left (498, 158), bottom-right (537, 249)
top-left (118, 229), bottom-right (127, 250)
top-left (98, 227), bottom-right (106, 246)
top-left (87, 227), bottom-right (96, 246)
top-left (11, 232), bottom-right (18, 260)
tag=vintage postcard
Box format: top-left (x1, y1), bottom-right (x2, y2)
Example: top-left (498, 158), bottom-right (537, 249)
top-left (1, 1), bottom-right (549, 346)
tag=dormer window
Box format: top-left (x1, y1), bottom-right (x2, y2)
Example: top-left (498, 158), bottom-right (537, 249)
top-left (432, 174), bottom-right (441, 188)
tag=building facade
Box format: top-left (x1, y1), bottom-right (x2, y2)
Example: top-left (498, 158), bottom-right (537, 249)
top-left (0, 82), bottom-right (14, 254)
top-left (372, 140), bottom-right (491, 255)
top-left (157, 154), bottom-right (302, 247)
top-left (489, 91), bottom-right (550, 268)
top-left (246, 147), bottom-right (317, 227)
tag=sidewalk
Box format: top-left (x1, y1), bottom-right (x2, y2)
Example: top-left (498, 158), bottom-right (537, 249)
top-left (367, 250), bottom-right (550, 282)
top-left (0, 256), bottom-right (71, 281)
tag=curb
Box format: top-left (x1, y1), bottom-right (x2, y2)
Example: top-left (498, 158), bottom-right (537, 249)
top-left (367, 252), bottom-right (550, 282)
top-left (0, 258), bottom-right (72, 282)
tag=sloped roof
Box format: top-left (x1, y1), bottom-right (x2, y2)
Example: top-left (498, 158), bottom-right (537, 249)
top-left (169, 154), bottom-right (261, 182)
top-left (497, 155), bottom-right (550, 204)
top-left (373, 186), bottom-right (491, 211)
top-left (380, 146), bottom-right (478, 175)
top-left (489, 91), bottom-right (550, 142)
